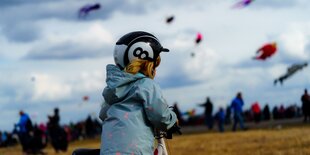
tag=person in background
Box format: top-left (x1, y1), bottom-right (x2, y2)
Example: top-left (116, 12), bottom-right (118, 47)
top-left (16, 110), bottom-right (33, 155)
top-left (47, 107), bottom-right (68, 153)
top-left (301, 89), bottom-right (310, 122)
top-left (263, 104), bottom-right (271, 121)
top-left (216, 107), bottom-right (225, 133)
top-left (85, 115), bottom-right (95, 138)
top-left (251, 102), bottom-right (261, 123)
top-left (225, 105), bottom-right (231, 125)
top-left (199, 97), bottom-right (214, 130)
top-left (231, 92), bottom-right (246, 131)
top-left (172, 102), bottom-right (185, 126)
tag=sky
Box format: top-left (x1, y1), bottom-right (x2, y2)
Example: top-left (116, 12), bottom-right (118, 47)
top-left (1, 0), bottom-right (310, 131)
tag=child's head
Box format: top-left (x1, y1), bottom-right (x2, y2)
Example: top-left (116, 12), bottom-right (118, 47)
top-left (113, 31), bottom-right (169, 79)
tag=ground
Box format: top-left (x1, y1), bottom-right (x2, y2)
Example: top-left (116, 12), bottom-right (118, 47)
top-left (1, 122), bottom-right (310, 155)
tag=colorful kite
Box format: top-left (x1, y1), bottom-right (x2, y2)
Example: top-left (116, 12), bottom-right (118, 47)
top-left (191, 32), bottom-right (203, 57)
top-left (195, 32), bottom-right (203, 44)
top-left (183, 109), bottom-right (196, 117)
top-left (232, 0), bottom-right (255, 9)
top-left (253, 42), bottom-right (277, 60)
top-left (78, 3), bottom-right (101, 18)
top-left (274, 62), bottom-right (308, 85)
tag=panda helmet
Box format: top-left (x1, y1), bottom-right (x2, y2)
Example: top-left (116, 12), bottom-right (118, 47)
top-left (113, 31), bottom-right (169, 69)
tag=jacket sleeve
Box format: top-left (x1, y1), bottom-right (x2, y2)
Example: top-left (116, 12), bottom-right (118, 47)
top-left (138, 81), bottom-right (177, 131)
top-left (99, 102), bottom-right (110, 121)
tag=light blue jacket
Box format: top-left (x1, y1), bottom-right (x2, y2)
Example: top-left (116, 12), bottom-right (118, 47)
top-left (99, 64), bottom-right (177, 155)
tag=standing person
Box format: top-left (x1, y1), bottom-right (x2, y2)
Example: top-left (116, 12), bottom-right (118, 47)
top-left (301, 89), bottom-right (310, 122)
top-left (225, 105), bottom-right (231, 125)
top-left (251, 102), bottom-right (261, 123)
top-left (85, 115), bottom-right (95, 138)
top-left (16, 110), bottom-right (32, 154)
top-left (272, 106), bottom-right (279, 120)
top-left (99, 31), bottom-right (178, 155)
top-left (47, 107), bottom-right (68, 153)
top-left (231, 92), bottom-right (245, 131)
top-left (199, 97), bottom-right (214, 129)
top-left (172, 102), bottom-right (185, 126)
top-left (216, 107), bottom-right (225, 133)
top-left (263, 104), bottom-right (271, 121)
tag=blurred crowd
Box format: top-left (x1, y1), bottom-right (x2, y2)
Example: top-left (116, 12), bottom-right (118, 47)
top-left (0, 89), bottom-right (309, 154)
top-left (173, 89), bottom-right (310, 133)
top-left (0, 108), bottom-right (102, 155)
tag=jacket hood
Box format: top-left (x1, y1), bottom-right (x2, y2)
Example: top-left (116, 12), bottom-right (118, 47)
top-left (102, 64), bottom-right (146, 105)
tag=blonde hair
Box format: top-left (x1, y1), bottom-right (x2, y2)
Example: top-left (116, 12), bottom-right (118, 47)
top-left (124, 57), bottom-right (161, 79)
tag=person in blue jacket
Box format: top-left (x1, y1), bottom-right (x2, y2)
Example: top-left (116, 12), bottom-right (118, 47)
top-left (99, 31), bottom-right (178, 155)
top-left (216, 107), bottom-right (225, 133)
top-left (231, 92), bottom-right (245, 131)
top-left (16, 110), bottom-right (33, 154)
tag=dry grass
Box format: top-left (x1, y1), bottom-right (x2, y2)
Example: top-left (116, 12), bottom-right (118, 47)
top-left (1, 126), bottom-right (310, 155)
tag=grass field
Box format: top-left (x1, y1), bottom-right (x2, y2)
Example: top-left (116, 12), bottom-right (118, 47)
top-left (1, 125), bottom-right (310, 155)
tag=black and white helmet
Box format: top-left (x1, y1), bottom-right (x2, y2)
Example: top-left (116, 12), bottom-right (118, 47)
top-left (113, 31), bottom-right (169, 69)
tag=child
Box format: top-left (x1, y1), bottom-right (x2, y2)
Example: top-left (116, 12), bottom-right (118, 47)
top-left (99, 31), bottom-right (177, 155)
top-left (216, 107), bottom-right (225, 133)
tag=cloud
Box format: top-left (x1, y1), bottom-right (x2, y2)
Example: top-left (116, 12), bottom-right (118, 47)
top-left (24, 21), bottom-right (114, 60)
top-left (157, 70), bottom-right (200, 89)
top-left (1, 22), bottom-right (41, 42)
top-left (31, 73), bottom-right (72, 101)
top-left (0, 0), bottom-right (148, 43)
top-left (30, 69), bottom-right (106, 102)
top-left (276, 26), bottom-right (310, 63)
top-left (253, 0), bottom-right (298, 8)
top-left (0, 0), bottom-right (44, 7)
top-left (0, 73), bottom-right (33, 105)
top-left (0, 0), bottom-right (148, 24)
top-left (70, 70), bottom-right (106, 95)
top-left (244, 0), bottom-right (310, 9)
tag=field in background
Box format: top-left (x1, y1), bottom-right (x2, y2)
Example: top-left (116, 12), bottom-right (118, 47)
top-left (1, 124), bottom-right (310, 155)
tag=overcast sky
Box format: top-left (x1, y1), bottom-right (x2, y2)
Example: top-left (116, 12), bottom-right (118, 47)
top-left (1, 0), bottom-right (310, 131)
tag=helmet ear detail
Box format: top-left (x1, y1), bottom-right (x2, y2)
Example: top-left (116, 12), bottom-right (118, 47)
top-left (113, 31), bottom-right (169, 69)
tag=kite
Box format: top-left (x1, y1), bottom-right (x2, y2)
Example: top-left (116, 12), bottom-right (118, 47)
top-left (232, 0), bottom-right (255, 9)
top-left (182, 109), bottom-right (196, 117)
top-left (166, 15), bottom-right (174, 24)
top-left (78, 3), bottom-right (101, 19)
top-left (195, 32), bottom-right (203, 44)
top-left (83, 95), bottom-right (89, 101)
top-left (79, 95), bottom-right (90, 106)
top-left (191, 32), bottom-right (203, 57)
top-left (274, 62), bottom-right (308, 85)
top-left (253, 42), bottom-right (277, 60)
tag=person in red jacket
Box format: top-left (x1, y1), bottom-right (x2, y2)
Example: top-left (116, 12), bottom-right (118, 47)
top-left (251, 102), bottom-right (261, 123)
top-left (253, 42), bottom-right (277, 60)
